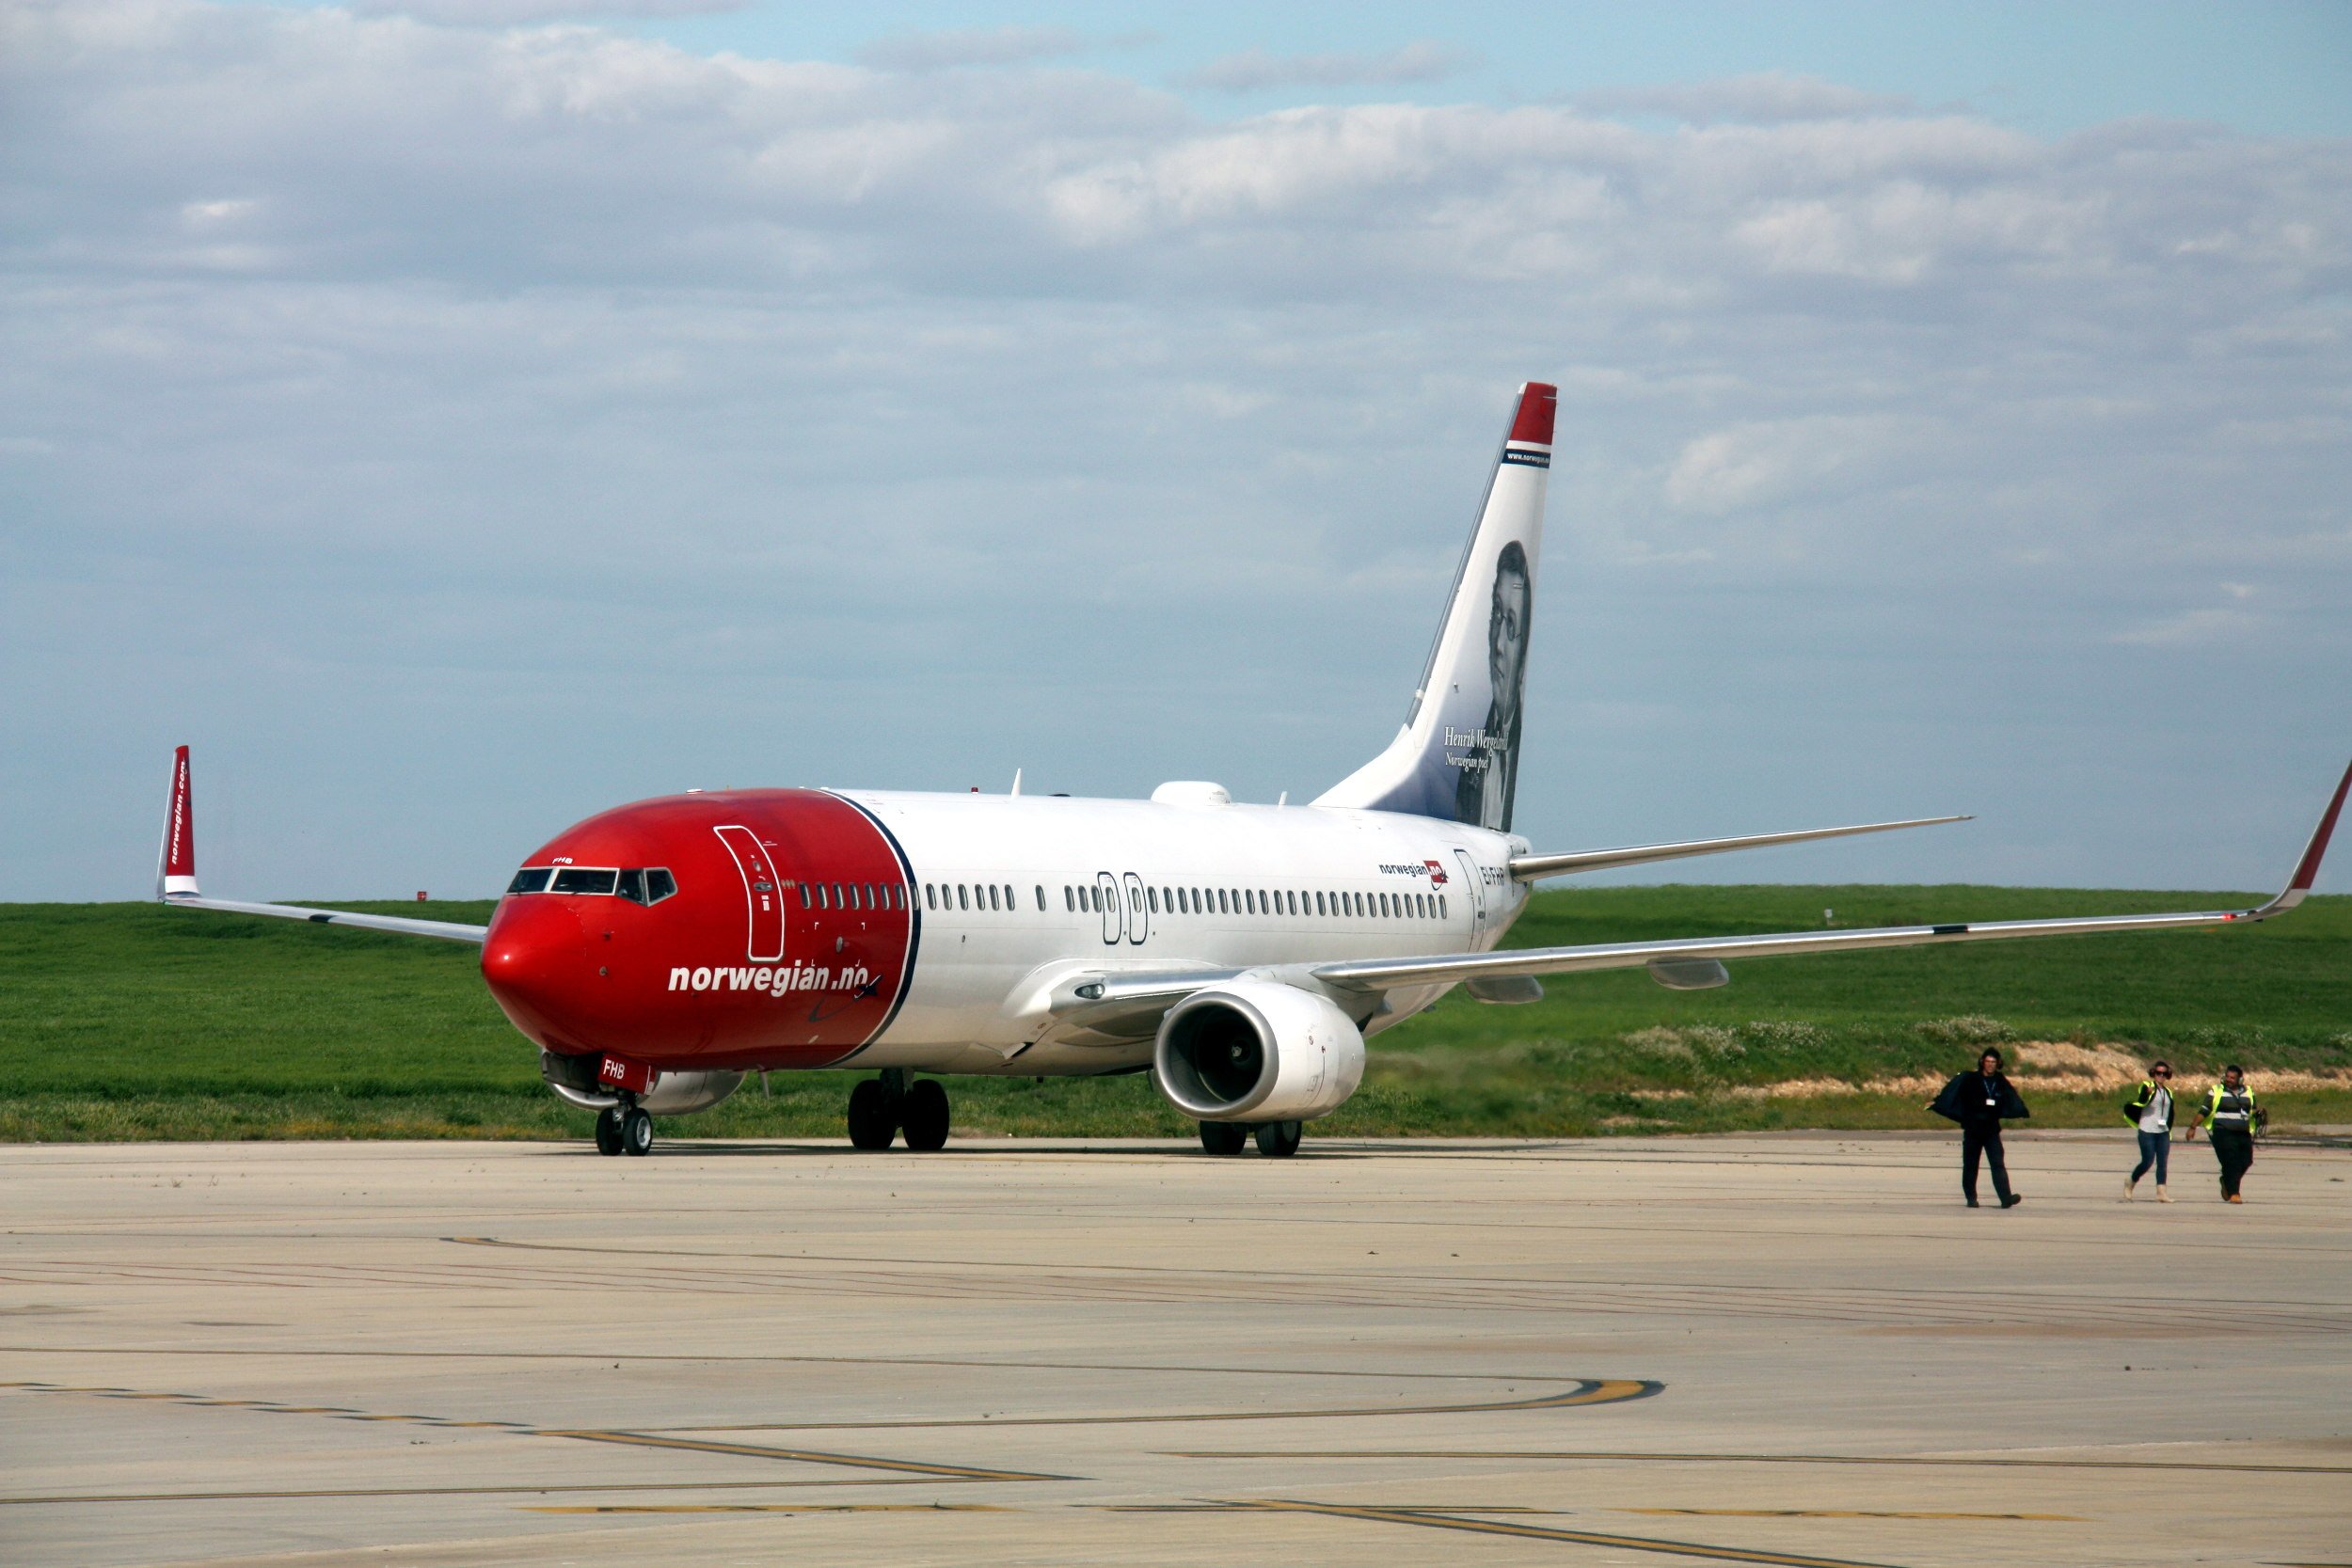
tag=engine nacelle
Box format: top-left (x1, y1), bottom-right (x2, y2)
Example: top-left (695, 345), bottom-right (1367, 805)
top-left (1152, 980), bottom-right (1367, 1123)
top-left (538, 1051), bottom-right (743, 1117)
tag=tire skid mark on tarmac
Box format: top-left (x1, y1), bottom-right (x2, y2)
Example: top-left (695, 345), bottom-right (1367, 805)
top-left (0, 1382), bottom-right (1065, 1482)
top-left (1117, 1499), bottom-right (1909, 1567)
top-left (662, 1378), bottom-right (1658, 1432)
top-left (1165, 1448), bottom-right (2352, 1476)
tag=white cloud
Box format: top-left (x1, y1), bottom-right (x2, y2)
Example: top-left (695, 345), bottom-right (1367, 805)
top-left (1181, 41), bottom-right (1475, 94)
top-left (1578, 71), bottom-right (1915, 124)
top-left (355, 0), bottom-right (745, 23)
top-left (856, 25), bottom-right (1094, 72)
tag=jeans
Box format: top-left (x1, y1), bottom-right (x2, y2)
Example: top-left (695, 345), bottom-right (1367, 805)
top-left (1962, 1121), bottom-right (2012, 1204)
top-left (2210, 1127), bottom-right (2254, 1197)
top-left (2131, 1129), bottom-right (2169, 1184)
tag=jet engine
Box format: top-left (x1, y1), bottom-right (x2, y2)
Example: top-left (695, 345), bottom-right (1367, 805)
top-left (538, 1050), bottom-right (743, 1117)
top-left (1152, 980), bottom-right (1366, 1123)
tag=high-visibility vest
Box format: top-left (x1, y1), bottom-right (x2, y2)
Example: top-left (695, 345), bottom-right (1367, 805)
top-left (2126, 1079), bottom-right (2172, 1130)
top-left (2204, 1082), bottom-right (2256, 1127)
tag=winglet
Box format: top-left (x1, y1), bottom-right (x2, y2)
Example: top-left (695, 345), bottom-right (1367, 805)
top-left (157, 744), bottom-right (199, 899)
top-left (2249, 755), bottom-right (2350, 918)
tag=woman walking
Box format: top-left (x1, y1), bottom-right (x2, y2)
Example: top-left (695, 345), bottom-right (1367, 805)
top-left (1931, 1048), bottom-right (2029, 1208)
top-left (2122, 1061), bottom-right (2174, 1202)
top-left (2185, 1065), bottom-right (2261, 1203)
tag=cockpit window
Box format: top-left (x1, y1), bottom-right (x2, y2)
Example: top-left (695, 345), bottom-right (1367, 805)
top-left (644, 867), bottom-right (676, 904)
top-left (615, 868), bottom-right (646, 904)
top-left (506, 867), bottom-right (551, 895)
top-left (551, 867), bottom-right (619, 895)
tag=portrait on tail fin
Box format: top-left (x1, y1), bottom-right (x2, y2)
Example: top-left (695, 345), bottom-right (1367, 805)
top-left (1452, 539), bottom-right (1531, 832)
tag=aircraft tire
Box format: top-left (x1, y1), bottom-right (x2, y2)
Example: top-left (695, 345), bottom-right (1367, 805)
top-left (901, 1080), bottom-right (950, 1151)
top-left (847, 1079), bottom-right (897, 1150)
top-left (594, 1106), bottom-right (625, 1157)
top-left (1253, 1120), bottom-right (1304, 1158)
top-left (621, 1106), bottom-right (654, 1157)
top-left (1198, 1120), bottom-right (1248, 1156)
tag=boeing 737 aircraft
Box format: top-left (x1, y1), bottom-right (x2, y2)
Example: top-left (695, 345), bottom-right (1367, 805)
top-left (156, 384), bottom-right (2349, 1157)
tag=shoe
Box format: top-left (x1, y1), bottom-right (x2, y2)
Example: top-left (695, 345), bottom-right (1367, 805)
top-left (2124, 1177), bottom-right (2137, 1199)
top-left (2157, 1186), bottom-right (2170, 1203)
top-left (2226, 1193), bottom-right (2242, 1204)
top-left (2001, 1194), bottom-right (2023, 1209)
top-left (1964, 1197), bottom-right (1979, 1208)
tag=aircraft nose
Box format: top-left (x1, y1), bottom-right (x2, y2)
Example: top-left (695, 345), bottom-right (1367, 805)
top-left (481, 896), bottom-right (594, 1037)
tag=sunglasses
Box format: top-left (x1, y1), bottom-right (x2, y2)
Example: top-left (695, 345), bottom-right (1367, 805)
top-left (2153, 1069), bottom-right (2171, 1078)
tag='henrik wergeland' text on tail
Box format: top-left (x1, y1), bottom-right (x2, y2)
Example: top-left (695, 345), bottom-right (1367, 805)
top-left (1313, 381), bottom-right (1554, 832)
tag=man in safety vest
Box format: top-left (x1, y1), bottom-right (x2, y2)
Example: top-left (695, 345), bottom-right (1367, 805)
top-left (2185, 1064), bottom-right (2260, 1203)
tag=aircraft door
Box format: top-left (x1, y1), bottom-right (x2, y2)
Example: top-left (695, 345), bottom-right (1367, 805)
top-left (714, 825), bottom-right (786, 962)
top-left (1454, 849), bottom-right (1487, 947)
top-left (1096, 872), bottom-right (1120, 945)
top-left (1122, 872), bottom-right (1148, 944)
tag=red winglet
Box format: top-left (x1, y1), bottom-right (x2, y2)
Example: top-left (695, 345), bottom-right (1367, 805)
top-left (1509, 382), bottom-right (1557, 447)
top-left (2289, 757), bottom-right (2352, 895)
top-left (158, 744), bottom-right (199, 896)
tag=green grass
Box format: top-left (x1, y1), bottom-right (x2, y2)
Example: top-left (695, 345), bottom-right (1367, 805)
top-left (2, 888), bottom-right (2346, 1142)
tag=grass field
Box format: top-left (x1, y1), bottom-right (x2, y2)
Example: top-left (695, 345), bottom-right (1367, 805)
top-left (2, 887), bottom-right (2346, 1142)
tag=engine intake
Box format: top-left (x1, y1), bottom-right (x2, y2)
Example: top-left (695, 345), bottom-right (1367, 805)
top-left (1152, 980), bottom-right (1366, 1123)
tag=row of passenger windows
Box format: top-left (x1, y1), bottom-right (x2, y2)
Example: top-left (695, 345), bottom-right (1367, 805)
top-left (1061, 882), bottom-right (1446, 922)
top-left (507, 866), bottom-right (678, 905)
top-left (910, 879), bottom-right (1445, 922)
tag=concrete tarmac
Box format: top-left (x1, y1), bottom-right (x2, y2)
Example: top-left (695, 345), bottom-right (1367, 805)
top-left (3, 1131), bottom-right (2347, 1568)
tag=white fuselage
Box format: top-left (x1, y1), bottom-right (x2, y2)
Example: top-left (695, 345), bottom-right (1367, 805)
top-left (847, 787), bottom-right (1528, 1076)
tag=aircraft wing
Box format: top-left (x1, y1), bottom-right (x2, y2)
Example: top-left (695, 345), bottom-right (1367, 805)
top-left (1321, 758), bottom-right (2349, 995)
top-left (1507, 814), bottom-right (1970, 881)
top-left (152, 746), bottom-right (489, 945)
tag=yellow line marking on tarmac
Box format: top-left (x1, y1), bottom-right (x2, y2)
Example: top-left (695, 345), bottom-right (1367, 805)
top-left (1200, 1499), bottom-right (1909, 1567)
top-left (675, 1377), bottom-right (1659, 1431)
top-left (521, 1503), bottom-right (1015, 1514)
top-left (2, 1382), bottom-right (1069, 1483)
top-left (1165, 1448), bottom-right (2352, 1476)
top-left (1620, 1510), bottom-right (2083, 1522)
top-left (0, 1480), bottom-right (961, 1507)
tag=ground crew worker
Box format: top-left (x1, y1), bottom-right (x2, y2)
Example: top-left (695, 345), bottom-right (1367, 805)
top-left (2185, 1064), bottom-right (2259, 1203)
top-left (1930, 1048), bottom-right (2028, 1208)
top-left (2123, 1060), bottom-right (2174, 1202)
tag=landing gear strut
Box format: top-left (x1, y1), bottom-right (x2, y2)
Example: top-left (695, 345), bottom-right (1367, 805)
top-left (846, 1069), bottom-right (952, 1151)
top-left (595, 1097), bottom-right (655, 1157)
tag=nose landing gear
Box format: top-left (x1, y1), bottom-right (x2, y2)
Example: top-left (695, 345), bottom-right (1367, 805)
top-left (594, 1098), bottom-right (654, 1157)
top-left (846, 1069), bottom-right (951, 1151)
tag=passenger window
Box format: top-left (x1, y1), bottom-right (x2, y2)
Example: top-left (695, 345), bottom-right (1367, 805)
top-left (1286, 890), bottom-right (1297, 915)
top-left (1004, 884), bottom-right (1014, 909)
top-left (506, 868), bottom-right (551, 895)
top-left (953, 884), bottom-right (964, 911)
top-left (1314, 891), bottom-right (1326, 916)
top-left (1035, 885), bottom-right (1045, 911)
top-left (1147, 887), bottom-right (1159, 913)
top-left (550, 867), bottom-right (617, 895)
top-left (987, 884), bottom-right (999, 911)
top-left (1439, 894), bottom-right (1448, 919)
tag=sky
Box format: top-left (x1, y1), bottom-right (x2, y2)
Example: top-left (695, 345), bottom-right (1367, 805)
top-left (2, 0), bottom-right (2348, 903)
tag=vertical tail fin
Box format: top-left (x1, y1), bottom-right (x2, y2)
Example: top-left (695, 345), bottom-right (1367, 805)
top-left (157, 744), bottom-right (199, 898)
top-left (1314, 382), bottom-right (1554, 831)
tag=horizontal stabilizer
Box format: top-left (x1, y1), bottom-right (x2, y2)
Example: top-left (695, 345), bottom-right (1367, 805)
top-left (1509, 814), bottom-right (1969, 881)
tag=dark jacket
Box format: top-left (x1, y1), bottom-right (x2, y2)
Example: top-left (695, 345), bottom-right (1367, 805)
top-left (1931, 1070), bottom-right (2029, 1126)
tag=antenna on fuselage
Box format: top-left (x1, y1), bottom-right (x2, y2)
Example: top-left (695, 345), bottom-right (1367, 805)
top-left (1011, 768), bottom-right (1023, 797)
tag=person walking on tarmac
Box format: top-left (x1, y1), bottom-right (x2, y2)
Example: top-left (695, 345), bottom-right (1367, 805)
top-left (1930, 1048), bottom-right (2029, 1208)
top-left (2123, 1061), bottom-right (2176, 1202)
top-left (2185, 1065), bottom-right (2262, 1203)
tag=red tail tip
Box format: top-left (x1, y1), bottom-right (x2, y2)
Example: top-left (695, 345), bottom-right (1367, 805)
top-left (1509, 383), bottom-right (1557, 447)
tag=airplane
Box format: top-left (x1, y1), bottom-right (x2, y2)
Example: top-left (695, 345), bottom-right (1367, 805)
top-left (154, 383), bottom-right (2351, 1158)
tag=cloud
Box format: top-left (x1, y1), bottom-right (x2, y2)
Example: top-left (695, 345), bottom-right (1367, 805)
top-left (856, 25), bottom-right (1096, 72)
top-left (1181, 41), bottom-right (1475, 93)
top-left (1578, 71), bottom-right (1915, 124)
top-left (1, 0), bottom-right (2346, 897)
top-left (353, 0), bottom-right (746, 24)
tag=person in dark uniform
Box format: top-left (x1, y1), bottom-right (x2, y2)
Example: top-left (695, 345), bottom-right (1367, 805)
top-left (2185, 1064), bottom-right (2260, 1203)
top-left (1930, 1048), bottom-right (2028, 1208)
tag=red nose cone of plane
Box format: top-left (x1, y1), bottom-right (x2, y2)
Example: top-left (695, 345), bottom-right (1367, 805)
top-left (481, 896), bottom-right (595, 1049)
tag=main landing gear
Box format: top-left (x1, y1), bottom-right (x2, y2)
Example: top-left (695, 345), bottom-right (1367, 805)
top-left (847, 1069), bottom-right (951, 1152)
top-left (1199, 1119), bottom-right (1303, 1157)
top-left (595, 1098), bottom-right (654, 1158)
